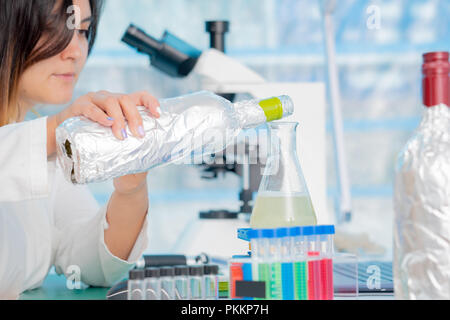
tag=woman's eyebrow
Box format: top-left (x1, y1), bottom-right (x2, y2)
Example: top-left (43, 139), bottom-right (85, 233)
top-left (81, 16), bottom-right (93, 23)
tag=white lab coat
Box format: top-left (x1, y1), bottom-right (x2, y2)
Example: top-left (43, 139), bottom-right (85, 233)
top-left (0, 117), bottom-right (149, 299)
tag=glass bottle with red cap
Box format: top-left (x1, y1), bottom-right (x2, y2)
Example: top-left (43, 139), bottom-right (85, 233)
top-left (394, 51), bottom-right (450, 300)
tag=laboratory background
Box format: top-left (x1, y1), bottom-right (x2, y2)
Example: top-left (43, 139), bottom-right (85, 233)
top-left (28, 0), bottom-right (450, 298)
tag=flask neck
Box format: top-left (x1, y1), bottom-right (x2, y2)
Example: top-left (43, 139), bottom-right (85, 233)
top-left (422, 52), bottom-right (449, 108)
top-left (260, 121), bottom-right (312, 197)
top-left (269, 122), bottom-right (299, 156)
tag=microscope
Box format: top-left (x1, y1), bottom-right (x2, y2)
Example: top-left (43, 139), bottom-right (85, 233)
top-left (121, 22), bottom-right (328, 259)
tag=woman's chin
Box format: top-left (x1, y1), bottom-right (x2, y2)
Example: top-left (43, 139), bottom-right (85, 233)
top-left (45, 92), bottom-right (73, 105)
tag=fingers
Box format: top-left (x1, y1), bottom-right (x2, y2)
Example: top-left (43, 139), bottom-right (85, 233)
top-left (91, 92), bottom-right (127, 141)
top-left (79, 102), bottom-right (115, 127)
top-left (131, 91), bottom-right (161, 118)
top-left (118, 94), bottom-right (145, 139)
top-left (86, 91), bottom-right (159, 141)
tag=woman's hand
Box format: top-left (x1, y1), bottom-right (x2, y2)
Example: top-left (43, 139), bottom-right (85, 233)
top-left (47, 90), bottom-right (160, 156)
top-left (56, 90), bottom-right (160, 140)
top-left (52, 90), bottom-right (160, 194)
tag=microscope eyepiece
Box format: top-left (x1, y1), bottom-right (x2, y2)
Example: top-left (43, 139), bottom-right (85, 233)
top-left (121, 24), bottom-right (162, 57)
top-left (121, 24), bottom-right (200, 77)
top-left (205, 21), bottom-right (229, 53)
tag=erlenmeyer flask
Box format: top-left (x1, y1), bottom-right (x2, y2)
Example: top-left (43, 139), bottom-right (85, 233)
top-left (250, 122), bottom-right (317, 228)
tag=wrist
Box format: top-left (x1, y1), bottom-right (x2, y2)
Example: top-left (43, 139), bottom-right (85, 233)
top-left (55, 108), bottom-right (70, 127)
top-left (113, 178), bottom-right (148, 196)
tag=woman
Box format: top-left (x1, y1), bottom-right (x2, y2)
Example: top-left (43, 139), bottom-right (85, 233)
top-left (0, 0), bottom-right (161, 299)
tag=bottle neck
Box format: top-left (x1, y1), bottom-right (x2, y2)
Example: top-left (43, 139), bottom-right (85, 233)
top-left (420, 104), bottom-right (450, 132)
top-left (422, 52), bottom-right (450, 108)
top-left (233, 95), bottom-right (294, 129)
top-left (233, 99), bottom-right (267, 129)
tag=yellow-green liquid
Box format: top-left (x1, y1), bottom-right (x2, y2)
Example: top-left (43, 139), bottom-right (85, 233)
top-left (250, 192), bottom-right (317, 228)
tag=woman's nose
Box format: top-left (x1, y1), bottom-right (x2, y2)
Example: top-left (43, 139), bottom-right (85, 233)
top-left (60, 33), bottom-right (84, 61)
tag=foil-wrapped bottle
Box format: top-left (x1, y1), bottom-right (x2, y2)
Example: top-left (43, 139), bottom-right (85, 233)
top-left (393, 52), bottom-right (450, 300)
top-left (56, 91), bottom-right (293, 184)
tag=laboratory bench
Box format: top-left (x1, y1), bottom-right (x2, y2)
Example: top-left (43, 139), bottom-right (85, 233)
top-left (20, 274), bottom-right (394, 300)
top-left (20, 275), bottom-right (109, 300)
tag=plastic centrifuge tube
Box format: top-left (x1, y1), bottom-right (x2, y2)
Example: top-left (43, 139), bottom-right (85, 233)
top-left (159, 267), bottom-right (176, 300)
top-left (304, 226), bottom-right (321, 300)
top-left (275, 227), bottom-right (294, 300)
top-left (174, 265), bottom-right (189, 300)
top-left (203, 265), bottom-right (219, 300)
top-left (251, 229), bottom-right (272, 300)
top-left (316, 225), bottom-right (335, 300)
top-left (249, 229), bottom-right (260, 273)
top-left (189, 265), bottom-right (205, 300)
top-left (128, 269), bottom-right (145, 300)
top-left (144, 267), bottom-right (161, 300)
top-left (249, 229), bottom-right (263, 300)
top-left (263, 228), bottom-right (283, 300)
top-left (229, 261), bottom-right (244, 300)
top-left (289, 226), bottom-right (308, 300)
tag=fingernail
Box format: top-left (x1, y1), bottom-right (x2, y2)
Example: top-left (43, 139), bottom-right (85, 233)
top-left (121, 128), bottom-right (128, 139)
top-left (138, 125), bottom-right (145, 138)
top-left (107, 117), bottom-right (114, 121)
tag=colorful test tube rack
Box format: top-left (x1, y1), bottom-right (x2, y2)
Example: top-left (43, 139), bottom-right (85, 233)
top-left (231, 225), bottom-right (335, 300)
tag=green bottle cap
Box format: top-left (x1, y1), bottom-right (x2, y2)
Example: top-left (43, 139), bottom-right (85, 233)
top-left (259, 97), bottom-right (283, 122)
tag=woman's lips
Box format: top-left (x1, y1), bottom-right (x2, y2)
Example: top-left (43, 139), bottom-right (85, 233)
top-left (52, 73), bottom-right (76, 81)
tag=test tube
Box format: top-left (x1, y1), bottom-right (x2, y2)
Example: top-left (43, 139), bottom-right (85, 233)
top-left (174, 265), bottom-right (189, 300)
top-left (203, 265), bottom-right (219, 300)
top-left (254, 229), bottom-right (271, 300)
top-left (229, 262), bottom-right (244, 300)
top-left (275, 227), bottom-right (294, 300)
top-left (127, 269), bottom-right (145, 300)
top-left (290, 226), bottom-right (304, 257)
top-left (189, 265), bottom-right (205, 300)
top-left (262, 228), bottom-right (284, 300)
top-left (144, 267), bottom-right (161, 300)
top-left (276, 227), bottom-right (290, 258)
top-left (289, 226), bottom-right (308, 300)
top-left (304, 226), bottom-right (321, 300)
top-left (249, 229), bottom-right (260, 274)
top-left (316, 225), bottom-right (335, 300)
top-left (159, 267), bottom-right (175, 300)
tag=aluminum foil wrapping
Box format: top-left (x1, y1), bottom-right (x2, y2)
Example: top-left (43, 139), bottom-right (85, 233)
top-left (55, 91), bottom-right (269, 184)
top-left (394, 104), bottom-right (450, 299)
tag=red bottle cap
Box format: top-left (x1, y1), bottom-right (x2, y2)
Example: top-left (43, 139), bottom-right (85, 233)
top-left (422, 52), bottom-right (450, 108)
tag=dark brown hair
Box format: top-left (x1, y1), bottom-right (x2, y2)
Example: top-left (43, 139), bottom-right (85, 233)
top-left (0, 0), bottom-right (104, 126)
